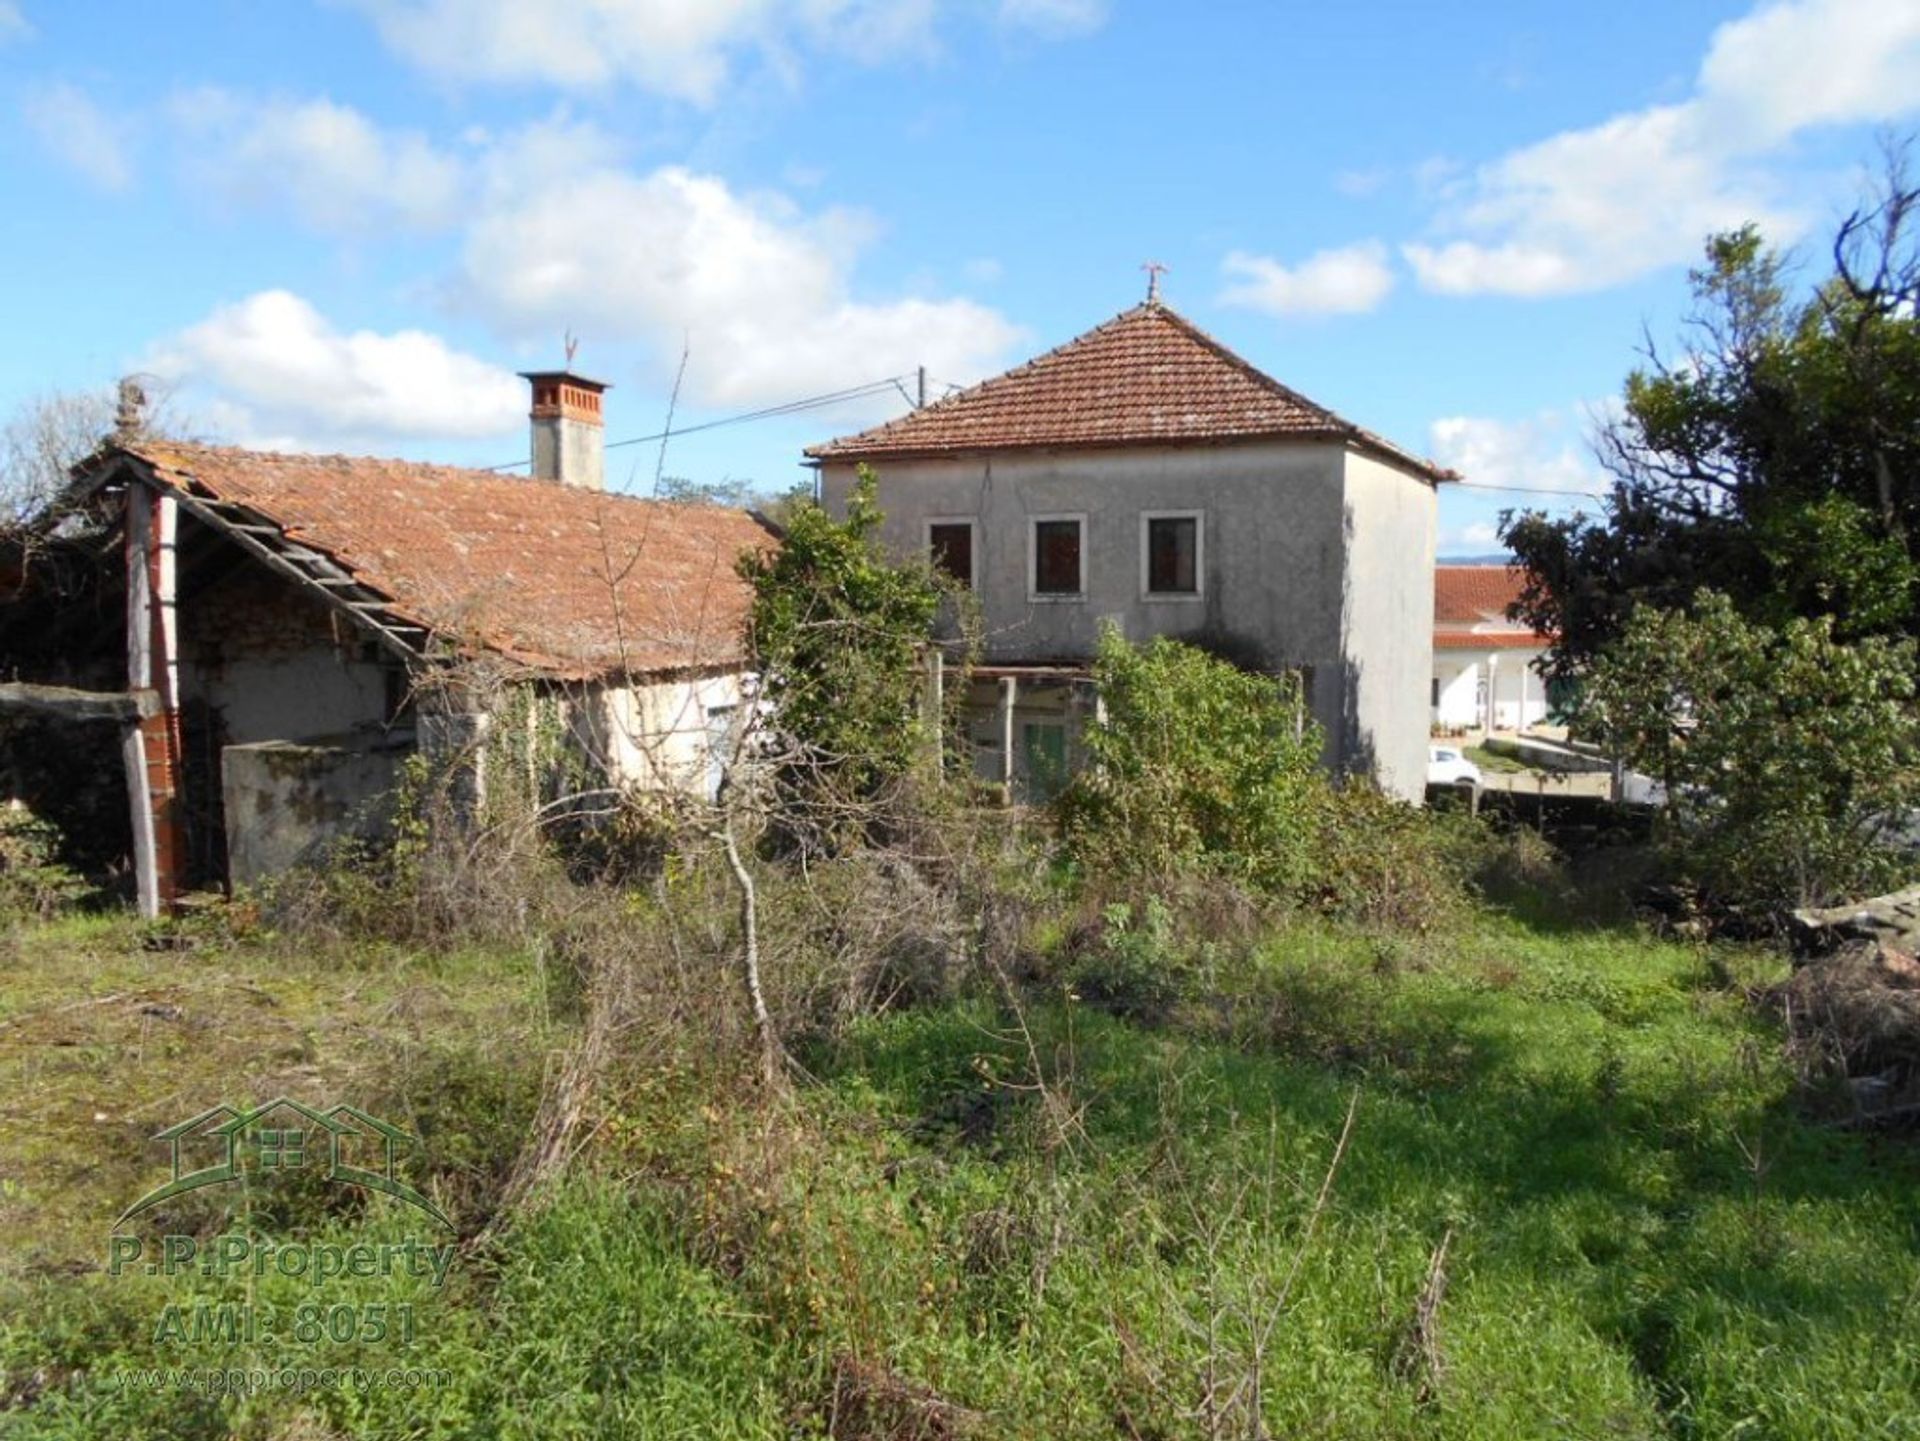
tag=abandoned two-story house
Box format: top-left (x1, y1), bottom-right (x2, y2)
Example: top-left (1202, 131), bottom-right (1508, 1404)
top-left (808, 295), bottom-right (1453, 801)
top-left (0, 371), bottom-right (772, 916)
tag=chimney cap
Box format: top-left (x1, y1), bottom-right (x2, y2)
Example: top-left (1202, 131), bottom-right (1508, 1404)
top-left (517, 368), bottom-right (611, 390)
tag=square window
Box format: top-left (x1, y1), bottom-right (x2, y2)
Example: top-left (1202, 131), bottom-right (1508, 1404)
top-left (928, 522), bottom-right (974, 587)
top-left (1033, 519), bottom-right (1083, 596)
top-left (1146, 515), bottom-right (1198, 595)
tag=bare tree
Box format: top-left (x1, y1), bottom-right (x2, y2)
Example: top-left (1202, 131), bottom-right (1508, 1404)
top-left (0, 387), bottom-right (117, 531)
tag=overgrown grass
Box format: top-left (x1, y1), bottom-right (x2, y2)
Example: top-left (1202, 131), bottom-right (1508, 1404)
top-left (1463, 744), bottom-right (1530, 776)
top-left (4, 873), bottom-right (1918, 1439)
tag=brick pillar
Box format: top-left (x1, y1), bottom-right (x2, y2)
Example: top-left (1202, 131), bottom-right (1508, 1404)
top-left (139, 710), bottom-right (186, 909)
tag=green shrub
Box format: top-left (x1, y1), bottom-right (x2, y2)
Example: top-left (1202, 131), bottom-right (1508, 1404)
top-left (1067, 897), bottom-right (1188, 1022)
top-left (1307, 782), bottom-right (1478, 932)
top-left (739, 467), bottom-right (958, 814)
top-left (0, 807), bottom-right (90, 920)
top-left (1059, 627), bottom-right (1322, 893)
top-left (1584, 590), bottom-right (1920, 915)
top-left (1058, 628), bottom-right (1487, 932)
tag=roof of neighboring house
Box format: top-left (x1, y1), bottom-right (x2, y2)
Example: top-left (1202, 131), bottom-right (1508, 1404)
top-left (1433, 563), bottom-right (1550, 650)
top-left (1434, 630), bottom-right (1546, 651)
top-left (806, 301), bottom-right (1456, 483)
top-left (99, 441), bottom-right (774, 679)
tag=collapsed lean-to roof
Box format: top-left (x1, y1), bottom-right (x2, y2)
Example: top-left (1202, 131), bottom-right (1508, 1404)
top-left (807, 301), bottom-right (1456, 484)
top-left (95, 441), bottom-right (774, 680)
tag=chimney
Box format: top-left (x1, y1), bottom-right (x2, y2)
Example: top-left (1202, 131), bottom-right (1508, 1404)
top-left (519, 368), bottom-right (609, 489)
top-left (115, 376), bottom-right (148, 441)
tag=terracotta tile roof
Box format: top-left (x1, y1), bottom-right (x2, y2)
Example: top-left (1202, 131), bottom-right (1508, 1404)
top-left (115, 441), bottom-right (773, 679)
top-left (806, 302), bottom-right (1455, 483)
top-left (1434, 630), bottom-right (1546, 651)
top-left (1433, 564), bottom-right (1550, 648)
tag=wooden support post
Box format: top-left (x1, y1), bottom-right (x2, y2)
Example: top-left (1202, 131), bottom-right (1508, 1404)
top-left (123, 487), bottom-right (186, 918)
top-left (998, 675), bottom-right (1017, 804)
top-left (922, 649), bottom-right (944, 775)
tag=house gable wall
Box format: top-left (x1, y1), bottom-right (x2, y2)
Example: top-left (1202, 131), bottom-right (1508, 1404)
top-left (818, 437), bottom-right (1349, 683)
top-left (1338, 450), bottom-right (1437, 801)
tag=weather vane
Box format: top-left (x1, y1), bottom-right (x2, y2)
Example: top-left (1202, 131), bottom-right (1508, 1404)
top-left (1142, 261), bottom-right (1169, 304)
top-left (564, 330), bottom-right (579, 367)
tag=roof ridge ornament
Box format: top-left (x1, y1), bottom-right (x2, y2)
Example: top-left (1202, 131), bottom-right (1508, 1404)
top-left (1141, 260), bottom-right (1168, 306)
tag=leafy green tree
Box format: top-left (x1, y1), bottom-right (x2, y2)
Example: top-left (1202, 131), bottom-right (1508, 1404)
top-left (1507, 151), bottom-right (1920, 681)
top-left (1060, 627), bottom-right (1323, 893)
top-left (738, 466), bottom-right (948, 811)
top-left (1584, 591), bottom-right (1920, 912)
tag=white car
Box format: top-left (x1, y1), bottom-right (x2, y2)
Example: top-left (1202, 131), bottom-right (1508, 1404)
top-left (1427, 744), bottom-right (1482, 788)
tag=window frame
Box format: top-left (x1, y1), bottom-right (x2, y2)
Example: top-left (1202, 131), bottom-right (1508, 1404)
top-left (1139, 509), bottom-right (1205, 601)
top-left (1027, 512), bottom-right (1088, 602)
top-left (923, 516), bottom-right (979, 591)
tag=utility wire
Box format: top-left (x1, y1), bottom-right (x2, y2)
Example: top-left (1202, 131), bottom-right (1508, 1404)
top-left (1452, 480), bottom-right (1610, 499)
top-left (482, 373), bottom-right (917, 472)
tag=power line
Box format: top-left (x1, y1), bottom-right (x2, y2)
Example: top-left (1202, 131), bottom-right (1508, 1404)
top-left (482, 373), bottom-right (917, 472)
top-left (1453, 480), bottom-right (1609, 500)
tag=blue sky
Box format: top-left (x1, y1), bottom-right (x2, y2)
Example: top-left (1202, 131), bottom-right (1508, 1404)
top-left (3, 0), bottom-right (1918, 553)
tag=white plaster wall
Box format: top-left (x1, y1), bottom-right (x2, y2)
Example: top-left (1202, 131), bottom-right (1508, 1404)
top-left (818, 439), bottom-right (1354, 754)
top-left (1433, 655), bottom-right (1482, 729)
top-left (1338, 452), bottom-right (1438, 801)
top-left (222, 739), bottom-right (405, 886)
top-left (1489, 651), bottom-right (1550, 730)
top-left (1430, 647), bottom-right (1550, 732)
top-left (573, 672), bottom-right (747, 796)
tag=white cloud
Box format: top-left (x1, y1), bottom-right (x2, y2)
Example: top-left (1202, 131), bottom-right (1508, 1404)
top-left (143, 91), bottom-right (1020, 412)
top-left (1427, 411), bottom-right (1607, 496)
top-left (1333, 167), bottom-right (1388, 199)
top-left (1218, 242), bottom-right (1395, 317)
top-left (458, 162), bottom-right (1022, 406)
top-left (148, 291), bottom-right (524, 449)
top-left (167, 90), bottom-right (465, 234)
top-left (0, 2), bottom-right (32, 44)
top-left (341, 0), bottom-right (1072, 101)
top-left (1695, 0), bottom-right (1920, 141)
top-left (1405, 0), bottom-right (1920, 298)
top-left (343, 0), bottom-right (1101, 99)
top-left (998, 0), bottom-right (1106, 38)
top-left (805, 0), bottom-right (940, 63)
top-left (1404, 103), bottom-right (1789, 297)
top-left (1439, 519), bottom-right (1503, 555)
top-left (21, 82), bottom-right (132, 191)
top-left (345, 0), bottom-right (762, 101)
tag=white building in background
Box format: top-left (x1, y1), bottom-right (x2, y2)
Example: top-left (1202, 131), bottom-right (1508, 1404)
top-left (1431, 565), bottom-right (1553, 734)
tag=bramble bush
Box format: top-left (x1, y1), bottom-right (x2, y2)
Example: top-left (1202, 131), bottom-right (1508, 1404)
top-left (1059, 626), bottom-right (1324, 894)
top-left (1059, 627), bottom-right (1474, 928)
